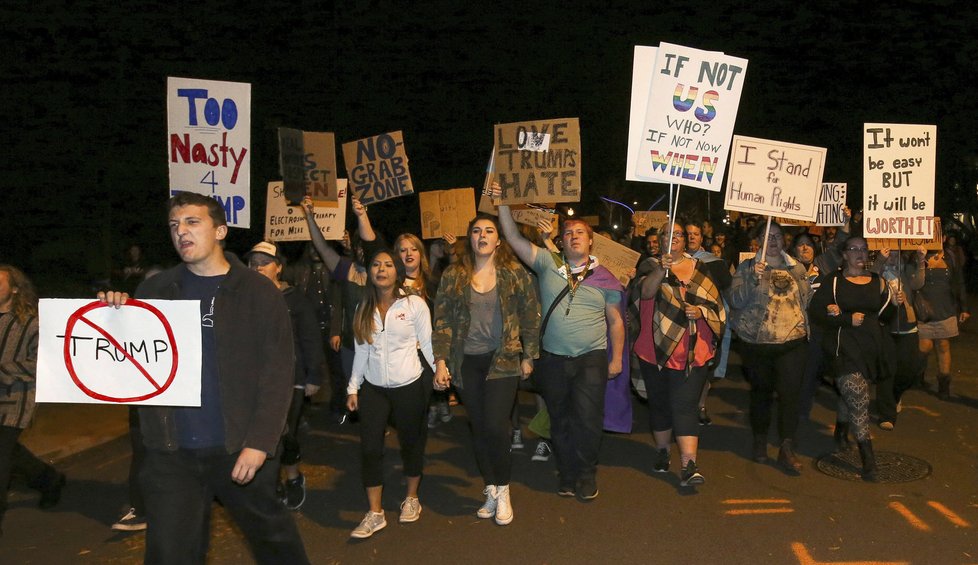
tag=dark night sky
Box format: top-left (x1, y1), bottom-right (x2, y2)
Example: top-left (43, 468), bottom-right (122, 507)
top-left (2, 1), bottom-right (977, 292)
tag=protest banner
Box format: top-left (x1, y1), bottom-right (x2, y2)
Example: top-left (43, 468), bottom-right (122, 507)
top-left (739, 251), bottom-right (756, 266)
top-left (632, 211), bottom-right (670, 235)
top-left (591, 233), bottom-right (642, 286)
top-left (494, 118), bottom-right (581, 205)
top-left (626, 45), bottom-right (658, 182)
top-left (37, 299), bottom-right (203, 406)
top-left (265, 179), bottom-right (347, 242)
top-left (419, 188), bottom-right (477, 239)
top-left (278, 128), bottom-right (338, 206)
top-left (724, 135), bottom-right (826, 222)
top-left (342, 131), bottom-right (414, 205)
top-left (867, 217), bottom-right (943, 251)
top-left (477, 194), bottom-right (558, 228)
top-left (633, 43), bottom-right (748, 191)
top-left (167, 77), bottom-right (251, 228)
top-left (863, 123), bottom-right (937, 239)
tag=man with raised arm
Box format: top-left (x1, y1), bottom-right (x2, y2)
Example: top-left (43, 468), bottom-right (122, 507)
top-left (100, 192), bottom-right (308, 564)
top-left (494, 184), bottom-right (625, 501)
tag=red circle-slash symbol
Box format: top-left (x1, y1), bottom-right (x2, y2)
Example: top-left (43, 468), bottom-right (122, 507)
top-left (62, 299), bottom-right (179, 402)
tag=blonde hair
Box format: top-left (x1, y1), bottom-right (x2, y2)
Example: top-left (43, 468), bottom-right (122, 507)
top-left (0, 265), bottom-right (38, 326)
top-left (394, 233), bottom-right (431, 299)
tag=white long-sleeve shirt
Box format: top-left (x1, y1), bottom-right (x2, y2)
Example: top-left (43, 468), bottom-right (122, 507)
top-left (348, 294), bottom-right (434, 394)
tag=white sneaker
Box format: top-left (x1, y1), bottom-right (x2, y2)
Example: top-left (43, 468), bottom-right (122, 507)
top-left (532, 440), bottom-right (552, 462)
top-left (399, 497), bottom-right (422, 523)
top-left (494, 484), bottom-right (513, 525)
top-left (476, 485), bottom-right (497, 519)
top-left (350, 511), bottom-right (387, 539)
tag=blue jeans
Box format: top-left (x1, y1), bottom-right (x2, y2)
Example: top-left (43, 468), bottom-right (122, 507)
top-left (534, 349), bottom-right (607, 483)
top-left (141, 447), bottom-right (308, 565)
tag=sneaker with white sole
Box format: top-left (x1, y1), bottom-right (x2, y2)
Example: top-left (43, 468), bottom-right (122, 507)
top-left (531, 440), bottom-right (552, 462)
top-left (283, 473), bottom-right (306, 510)
top-left (494, 485), bottom-right (513, 525)
top-left (476, 485), bottom-right (497, 519)
top-left (652, 448), bottom-right (670, 473)
top-left (437, 401), bottom-right (452, 423)
top-left (350, 511), bottom-right (387, 539)
top-left (511, 428), bottom-right (524, 450)
top-left (399, 497), bottom-right (422, 523)
top-left (427, 407), bottom-right (439, 429)
top-left (680, 460), bottom-right (705, 487)
top-left (111, 507), bottom-right (147, 531)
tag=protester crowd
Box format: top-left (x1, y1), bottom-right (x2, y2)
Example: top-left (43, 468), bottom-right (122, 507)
top-left (0, 188), bottom-right (971, 563)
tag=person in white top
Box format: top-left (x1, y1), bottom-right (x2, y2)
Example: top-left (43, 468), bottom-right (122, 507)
top-left (347, 248), bottom-right (435, 539)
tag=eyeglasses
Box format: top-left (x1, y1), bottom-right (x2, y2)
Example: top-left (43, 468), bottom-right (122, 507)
top-left (845, 247), bottom-right (869, 253)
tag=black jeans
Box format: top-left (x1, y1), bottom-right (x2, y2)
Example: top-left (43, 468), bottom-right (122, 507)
top-left (140, 447), bottom-right (308, 565)
top-left (0, 426), bottom-right (58, 524)
top-left (640, 360), bottom-right (710, 437)
top-left (457, 353), bottom-right (519, 486)
top-left (742, 338), bottom-right (808, 442)
top-left (126, 407), bottom-right (146, 515)
top-left (281, 388), bottom-right (306, 466)
top-left (877, 332), bottom-right (925, 423)
top-left (358, 378), bottom-right (429, 487)
top-left (535, 349), bottom-right (607, 483)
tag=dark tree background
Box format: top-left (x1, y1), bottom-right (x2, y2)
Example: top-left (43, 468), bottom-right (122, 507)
top-left (3, 1), bottom-right (977, 294)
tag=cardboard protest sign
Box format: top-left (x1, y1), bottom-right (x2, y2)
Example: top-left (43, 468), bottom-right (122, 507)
top-left (477, 193), bottom-right (558, 229)
top-left (37, 299), bottom-right (202, 406)
top-left (278, 128), bottom-right (338, 206)
top-left (867, 217), bottom-right (943, 251)
top-left (419, 188), bottom-right (477, 239)
top-left (265, 179), bottom-right (348, 241)
top-left (342, 131), bottom-right (414, 205)
top-left (632, 211), bottom-right (670, 235)
top-left (580, 216), bottom-right (601, 227)
top-left (739, 251), bottom-right (756, 265)
top-left (724, 136), bottom-right (826, 222)
top-left (863, 124), bottom-right (937, 239)
top-left (633, 43), bottom-right (748, 191)
top-left (167, 77), bottom-right (251, 228)
top-left (494, 118), bottom-right (581, 204)
top-left (591, 233), bottom-right (642, 286)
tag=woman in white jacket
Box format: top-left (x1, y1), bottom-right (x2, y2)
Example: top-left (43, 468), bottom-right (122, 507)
top-left (347, 249), bottom-right (434, 539)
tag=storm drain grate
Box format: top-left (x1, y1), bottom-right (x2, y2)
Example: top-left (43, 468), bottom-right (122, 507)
top-left (815, 450), bottom-right (932, 483)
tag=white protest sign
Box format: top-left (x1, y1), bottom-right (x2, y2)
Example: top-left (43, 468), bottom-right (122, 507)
top-left (863, 124), bottom-right (936, 239)
top-left (724, 135), bottom-right (826, 222)
top-left (816, 182), bottom-right (847, 226)
top-left (167, 77), bottom-right (251, 228)
top-left (37, 299), bottom-right (202, 406)
top-left (626, 45), bottom-right (658, 182)
top-left (633, 43), bottom-right (748, 191)
top-left (265, 179), bottom-right (348, 241)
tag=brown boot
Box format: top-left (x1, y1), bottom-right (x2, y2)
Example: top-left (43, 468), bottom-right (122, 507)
top-left (777, 439), bottom-right (803, 476)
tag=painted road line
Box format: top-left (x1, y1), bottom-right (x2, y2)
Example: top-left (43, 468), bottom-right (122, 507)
top-left (723, 498), bottom-right (793, 516)
top-left (926, 501), bottom-right (971, 527)
top-left (791, 542), bottom-right (909, 565)
top-left (901, 405), bottom-right (939, 417)
top-left (888, 501), bottom-right (931, 532)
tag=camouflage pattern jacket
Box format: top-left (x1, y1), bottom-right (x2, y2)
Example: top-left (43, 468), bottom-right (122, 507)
top-left (433, 263), bottom-right (541, 388)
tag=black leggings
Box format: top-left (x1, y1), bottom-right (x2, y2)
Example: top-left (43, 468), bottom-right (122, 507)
top-left (457, 353), bottom-right (519, 486)
top-left (281, 388), bottom-right (305, 466)
top-left (640, 360), bottom-right (710, 437)
top-left (742, 338), bottom-right (808, 442)
top-left (358, 378), bottom-right (429, 487)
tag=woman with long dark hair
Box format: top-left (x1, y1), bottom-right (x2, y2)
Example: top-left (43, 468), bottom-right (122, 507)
top-left (346, 249), bottom-right (434, 539)
top-left (432, 215), bottom-right (540, 524)
top-left (809, 237), bottom-right (897, 481)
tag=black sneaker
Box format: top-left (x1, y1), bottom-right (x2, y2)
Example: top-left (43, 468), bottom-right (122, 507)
top-left (557, 478), bottom-right (576, 497)
top-left (284, 474), bottom-right (306, 510)
top-left (698, 407), bottom-right (712, 426)
top-left (576, 476), bottom-right (599, 501)
top-left (680, 460), bottom-right (705, 487)
top-left (38, 472), bottom-right (66, 509)
top-left (652, 448), bottom-right (670, 473)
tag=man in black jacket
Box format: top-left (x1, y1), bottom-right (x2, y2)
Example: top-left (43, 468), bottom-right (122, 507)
top-left (100, 192), bottom-right (308, 564)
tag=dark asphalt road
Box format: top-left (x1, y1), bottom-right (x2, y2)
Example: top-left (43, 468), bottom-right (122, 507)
top-left (3, 340), bottom-right (977, 564)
